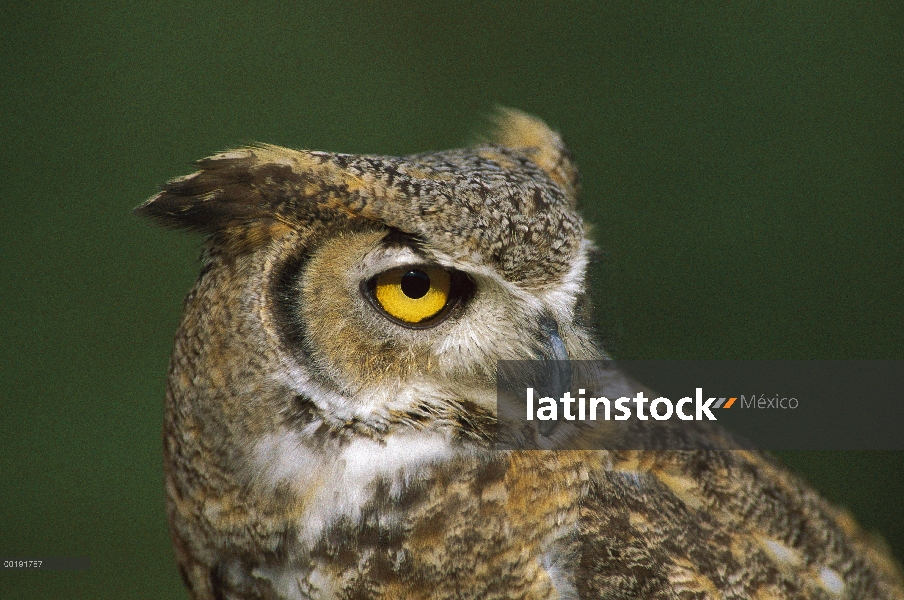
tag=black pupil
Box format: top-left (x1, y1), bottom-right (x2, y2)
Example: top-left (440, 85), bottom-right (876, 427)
top-left (400, 270), bottom-right (431, 299)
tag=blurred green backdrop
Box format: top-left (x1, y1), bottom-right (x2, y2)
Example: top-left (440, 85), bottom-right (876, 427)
top-left (1, 2), bottom-right (901, 598)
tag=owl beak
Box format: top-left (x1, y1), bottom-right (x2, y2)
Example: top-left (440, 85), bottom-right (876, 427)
top-left (537, 316), bottom-right (571, 437)
top-left (541, 316), bottom-right (570, 363)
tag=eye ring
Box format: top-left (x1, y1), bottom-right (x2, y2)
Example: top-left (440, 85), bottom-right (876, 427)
top-left (362, 265), bottom-right (472, 329)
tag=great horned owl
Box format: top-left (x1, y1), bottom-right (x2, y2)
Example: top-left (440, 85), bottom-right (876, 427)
top-left (137, 110), bottom-right (904, 599)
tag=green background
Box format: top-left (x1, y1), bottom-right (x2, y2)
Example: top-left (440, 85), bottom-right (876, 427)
top-left (2, 3), bottom-right (901, 597)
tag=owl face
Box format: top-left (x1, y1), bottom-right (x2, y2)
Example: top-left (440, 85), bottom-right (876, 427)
top-left (270, 224), bottom-right (591, 426)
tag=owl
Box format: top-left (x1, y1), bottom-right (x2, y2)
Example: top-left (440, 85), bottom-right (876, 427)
top-left (137, 110), bottom-right (904, 599)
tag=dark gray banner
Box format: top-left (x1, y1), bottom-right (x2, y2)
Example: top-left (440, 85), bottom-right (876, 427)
top-left (495, 360), bottom-right (904, 450)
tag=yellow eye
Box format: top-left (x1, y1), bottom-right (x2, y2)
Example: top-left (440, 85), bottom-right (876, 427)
top-left (373, 266), bottom-right (452, 324)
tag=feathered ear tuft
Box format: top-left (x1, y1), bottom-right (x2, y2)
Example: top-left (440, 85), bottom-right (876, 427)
top-left (133, 145), bottom-right (350, 250)
top-left (135, 148), bottom-right (285, 235)
top-left (488, 108), bottom-right (580, 202)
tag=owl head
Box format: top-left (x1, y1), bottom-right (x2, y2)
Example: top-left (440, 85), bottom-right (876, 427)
top-left (137, 109), bottom-right (599, 458)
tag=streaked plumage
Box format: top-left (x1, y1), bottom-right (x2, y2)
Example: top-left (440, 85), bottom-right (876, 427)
top-left (137, 110), bottom-right (904, 599)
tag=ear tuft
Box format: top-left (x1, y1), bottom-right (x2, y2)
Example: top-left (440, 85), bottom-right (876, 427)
top-left (489, 108), bottom-right (580, 202)
top-left (132, 145), bottom-right (326, 247)
top-left (134, 148), bottom-right (266, 235)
